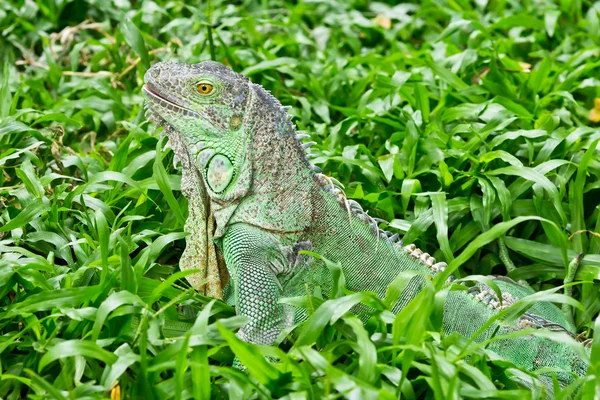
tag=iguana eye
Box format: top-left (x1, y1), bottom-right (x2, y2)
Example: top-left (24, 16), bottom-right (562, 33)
top-left (197, 83), bottom-right (214, 95)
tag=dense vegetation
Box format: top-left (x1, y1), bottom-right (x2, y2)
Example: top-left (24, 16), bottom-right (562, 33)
top-left (1, 0), bottom-right (599, 398)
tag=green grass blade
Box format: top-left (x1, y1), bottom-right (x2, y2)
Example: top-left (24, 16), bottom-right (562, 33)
top-left (38, 340), bottom-right (118, 372)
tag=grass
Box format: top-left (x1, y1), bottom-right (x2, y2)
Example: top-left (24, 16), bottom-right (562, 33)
top-left (1, 0), bottom-right (600, 398)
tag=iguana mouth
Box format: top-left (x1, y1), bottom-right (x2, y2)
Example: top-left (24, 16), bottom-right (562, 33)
top-left (143, 84), bottom-right (200, 118)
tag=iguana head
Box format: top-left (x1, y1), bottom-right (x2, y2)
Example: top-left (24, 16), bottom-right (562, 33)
top-left (143, 61), bottom-right (254, 196)
top-left (144, 60), bottom-right (320, 239)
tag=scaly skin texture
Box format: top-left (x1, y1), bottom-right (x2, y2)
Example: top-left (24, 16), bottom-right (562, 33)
top-left (143, 61), bottom-right (588, 388)
top-left (161, 124), bottom-right (228, 297)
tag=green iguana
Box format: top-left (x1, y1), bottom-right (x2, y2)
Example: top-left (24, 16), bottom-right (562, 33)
top-left (142, 61), bottom-right (588, 389)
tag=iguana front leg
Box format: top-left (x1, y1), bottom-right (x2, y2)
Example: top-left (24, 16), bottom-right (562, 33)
top-left (222, 224), bottom-right (294, 345)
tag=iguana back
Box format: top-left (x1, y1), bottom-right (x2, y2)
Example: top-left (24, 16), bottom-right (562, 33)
top-left (143, 61), bottom-right (588, 390)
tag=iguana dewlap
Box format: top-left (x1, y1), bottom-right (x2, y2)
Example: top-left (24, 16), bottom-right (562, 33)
top-left (143, 61), bottom-right (588, 388)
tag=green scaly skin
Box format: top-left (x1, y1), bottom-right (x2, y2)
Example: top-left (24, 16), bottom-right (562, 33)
top-left (143, 61), bottom-right (588, 389)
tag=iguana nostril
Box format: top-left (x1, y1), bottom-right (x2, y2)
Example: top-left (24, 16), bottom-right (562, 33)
top-left (149, 68), bottom-right (160, 80)
top-left (144, 65), bottom-right (161, 83)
